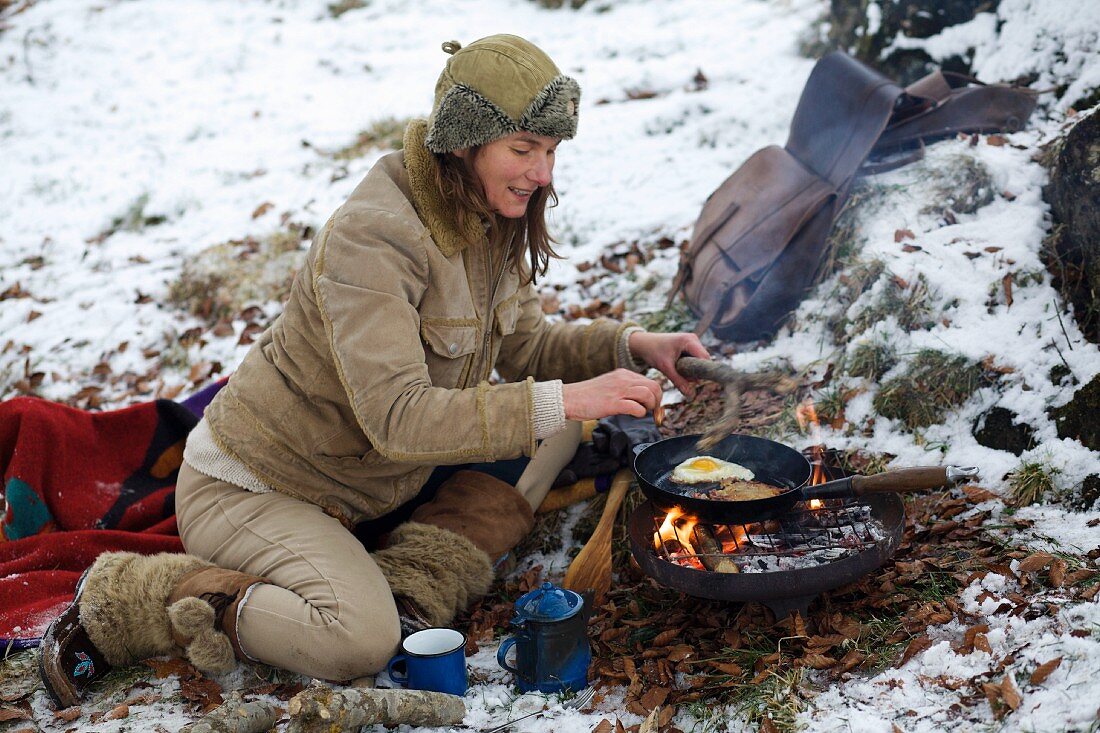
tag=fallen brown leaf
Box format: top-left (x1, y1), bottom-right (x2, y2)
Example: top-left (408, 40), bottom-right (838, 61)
top-left (104, 704), bottom-right (129, 720)
top-left (1049, 558), bottom-right (1067, 588)
top-left (53, 706), bottom-right (82, 722)
top-left (802, 653), bottom-right (836, 670)
top-left (895, 228), bottom-right (916, 242)
top-left (592, 719), bottom-right (613, 733)
top-left (709, 661), bottom-right (743, 676)
top-left (652, 628), bottom-right (681, 647)
top-left (1017, 553), bottom-right (1054, 573)
top-left (638, 706), bottom-right (660, 733)
top-left (900, 636), bottom-right (933, 666)
top-left (666, 644), bottom-right (694, 663)
top-left (1001, 674), bottom-right (1022, 710)
top-left (1029, 657), bottom-right (1062, 685)
top-left (144, 657), bottom-right (197, 679)
top-left (760, 716), bottom-right (781, 733)
top-left (0, 704), bottom-right (30, 723)
top-left (836, 649), bottom-right (865, 674)
top-left (639, 687), bottom-right (669, 712)
top-left (179, 677), bottom-right (223, 709)
top-left (1003, 274), bottom-right (1013, 307)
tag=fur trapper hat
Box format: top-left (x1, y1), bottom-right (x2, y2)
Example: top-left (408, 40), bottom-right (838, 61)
top-left (424, 34), bottom-right (580, 153)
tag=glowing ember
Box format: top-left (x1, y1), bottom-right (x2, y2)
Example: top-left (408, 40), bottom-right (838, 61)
top-left (808, 499), bottom-right (825, 509)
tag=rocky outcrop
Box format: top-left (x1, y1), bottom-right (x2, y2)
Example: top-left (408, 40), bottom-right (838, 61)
top-left (1049, 374), bottom-right (1100, 451)
top-left (973, 406), bottom-right (1036, 456)
top-left (1043, 109), bottom-right (1100, 344)
top-left (809, 0), bottom-right (998, 84)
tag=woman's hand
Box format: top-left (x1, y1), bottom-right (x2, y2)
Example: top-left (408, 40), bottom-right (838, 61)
top-left (628, 331), bottom-right (710, 398)
top-left (561, 369), bottom-right (664, 421)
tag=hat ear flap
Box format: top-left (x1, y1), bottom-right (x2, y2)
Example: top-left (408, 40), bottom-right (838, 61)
top-left (520, 76), bottom-right (581, 140)
top-left (425, 84), bottom-right (517, 153)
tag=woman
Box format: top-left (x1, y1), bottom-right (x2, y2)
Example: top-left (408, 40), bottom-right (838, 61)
top-left (40, 34), bottom-right (708, 706)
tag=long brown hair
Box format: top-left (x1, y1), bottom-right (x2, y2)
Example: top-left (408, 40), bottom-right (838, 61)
top-left (432, 149), bottom-right (559, 284)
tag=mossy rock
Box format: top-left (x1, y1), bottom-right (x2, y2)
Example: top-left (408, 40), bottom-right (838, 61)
top-left (1042, 108), bottom-right (1100, 343)
top-left (973, 406), bottom-right (1036, 456)
top-left (1049, 373), bottom-right (1100, 451)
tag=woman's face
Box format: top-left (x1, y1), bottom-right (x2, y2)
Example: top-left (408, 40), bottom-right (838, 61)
top-left (456, 132), bottom-right (558, 219)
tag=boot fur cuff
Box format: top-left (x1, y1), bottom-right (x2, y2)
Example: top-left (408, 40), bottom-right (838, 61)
top-left (79, 552), bottom-right (213, 667)
top-left (372, 522), bottom-right (493, 627)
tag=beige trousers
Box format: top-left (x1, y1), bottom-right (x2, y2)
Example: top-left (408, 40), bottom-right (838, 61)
top-left (174, 423), bottom-right (581, 681)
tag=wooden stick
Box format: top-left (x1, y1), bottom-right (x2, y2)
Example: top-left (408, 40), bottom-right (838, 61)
top-left (286, 687), bottom-right (465, 732)
top-left (181, 691), bottom-right (279, 733)
top-left (675, 357), bottom-right (799, 449)
top-left (693, 525), bottom-right (739, 573)
top-left (563, 470), bottom-right (633, 601)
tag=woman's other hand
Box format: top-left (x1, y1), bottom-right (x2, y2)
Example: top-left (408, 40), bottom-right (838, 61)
top-left (627, 331), bottom-right (710, 398)
top-left (562, 369), bottom-right (663, 421)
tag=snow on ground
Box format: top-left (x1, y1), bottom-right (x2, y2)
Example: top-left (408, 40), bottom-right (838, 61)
top-left (2, 0), bottom-right (1100, 731)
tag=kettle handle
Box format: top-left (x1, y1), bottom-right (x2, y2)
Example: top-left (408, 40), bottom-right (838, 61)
top-left (497, 636), bottom-right (520, 676)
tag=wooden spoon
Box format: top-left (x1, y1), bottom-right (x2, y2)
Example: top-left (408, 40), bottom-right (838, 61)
top-left (562, 469), bottom-right (634, 601)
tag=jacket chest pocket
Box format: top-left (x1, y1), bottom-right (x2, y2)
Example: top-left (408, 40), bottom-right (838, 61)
top-left (494, 297), bottom-right (520, 337)
top-left (421, 320), bottom-right (478, 388)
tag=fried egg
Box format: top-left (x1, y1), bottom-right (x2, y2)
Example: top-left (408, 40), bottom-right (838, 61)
top-left (670, 456), bottom-right (755, 484)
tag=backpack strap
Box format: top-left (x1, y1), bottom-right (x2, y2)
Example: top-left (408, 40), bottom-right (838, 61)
top-left (873, 71), bottom-right (1039, 152)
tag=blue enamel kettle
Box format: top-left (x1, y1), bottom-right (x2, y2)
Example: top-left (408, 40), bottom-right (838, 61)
top-left (497, 582), bottom-right (591, 693)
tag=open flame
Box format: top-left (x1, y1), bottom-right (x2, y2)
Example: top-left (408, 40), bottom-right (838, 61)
top-left (654, 506), bottom-right (697, 554)
top-left (796, 397), bottom-right (828, 488)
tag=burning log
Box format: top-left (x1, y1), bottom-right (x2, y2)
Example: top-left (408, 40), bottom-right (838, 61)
top-left (693, 525), bottom-right (739, 573)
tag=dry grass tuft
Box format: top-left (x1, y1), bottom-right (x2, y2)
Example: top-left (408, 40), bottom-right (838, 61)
top-left (1009, 459), bottom-right (1061, 507)
top-left (328, 0), bottom-right (367, 18)
top-left (873, 349), bottom-right (989, 430)
top-left (331, 117), bottom-right (410, 159)
top-left (168, 224), bottom-right (311, 324)
top-left (846, 339), bottom-right (897, 380)
top-left (528, 0), bottom-right (591, 8)
top-left (843, 272), bottom-right (938, 340)
top-left (636, 299), bottom-right (696, 333)
top-left (920, 153), bottom-right (995, 217)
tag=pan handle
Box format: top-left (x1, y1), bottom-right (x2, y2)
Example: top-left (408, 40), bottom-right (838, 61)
top-left (851, 465), bottom-right (981, 494)
top-left (808, 465), bottom-right (981, 498)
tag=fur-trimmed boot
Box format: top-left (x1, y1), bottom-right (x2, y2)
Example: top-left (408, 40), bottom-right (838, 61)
top-left (373, 522), bottom-right (493, 637)
top-left (38, 552), bottom-right (265, 709)
top-left (373, 470), bottom-right (536, 636)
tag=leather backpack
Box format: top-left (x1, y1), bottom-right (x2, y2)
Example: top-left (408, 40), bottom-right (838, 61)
top-left (668, 52), bottom-right (1039, 342)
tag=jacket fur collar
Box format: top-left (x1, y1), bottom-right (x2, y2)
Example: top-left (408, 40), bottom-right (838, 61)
top-left (403, 119), bottom-right (483, 257)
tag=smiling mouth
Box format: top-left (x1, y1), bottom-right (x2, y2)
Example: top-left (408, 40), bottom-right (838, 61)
top-left (508, 187), bottom-right (534, 199)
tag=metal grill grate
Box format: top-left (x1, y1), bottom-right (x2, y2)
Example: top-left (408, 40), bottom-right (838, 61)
top-left (650, 499), bottom-right (887, 573)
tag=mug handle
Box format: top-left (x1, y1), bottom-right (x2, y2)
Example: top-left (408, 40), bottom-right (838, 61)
top-left (386, 654), bottom-right (409, 687)
top-left (496, 637), bottom-right (520, 676)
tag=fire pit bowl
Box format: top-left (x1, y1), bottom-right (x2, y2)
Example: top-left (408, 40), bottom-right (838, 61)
top-left (628, 494), bottom-right (904, 619)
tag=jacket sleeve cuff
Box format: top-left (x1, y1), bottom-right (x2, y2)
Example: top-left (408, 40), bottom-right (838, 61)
top-left (617, 326), bottom-right (648, 373)
top-left (531, 379), bottom-right (567, 440)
